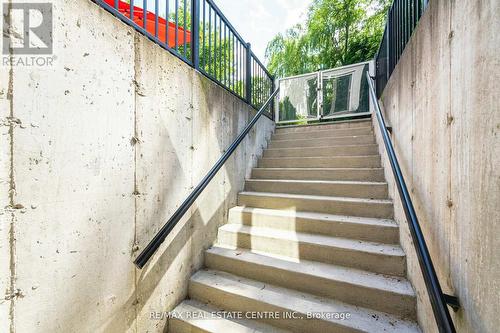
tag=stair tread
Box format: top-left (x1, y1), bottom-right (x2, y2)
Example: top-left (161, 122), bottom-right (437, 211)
top-left (271, 134), bottom-right (374, 143)
top-left (251, 167), bottom-right (386, 181)
top-left (258, 156), bottom-right (382, 169)
top-left (277, 126), bottom-right (372, 132)
top-left (217, 224), bottom-right (405, 257)
top-left (207, 246), bottom-right (414, 296)
top-left (239, 191), bottom-right (392, 204)
top-left (229, 206), bottom-right (397, 228)
top-left (254, 167), bottom-right (384, 171)
top-left (274, 129), bottom-right (373, 138)
top-left (276, 119), bottom-right (371, 130)
top-left (190, 270), bottom-right (420, 333)
top-left (246, 179), bottom-right (388, 186)
top-left (265, 144), bottom-right (378, 151)
top-left (274, 126), bottom-right (373, 138)
top-left (172, 299), bottom-right (291, 333)
top-left (261, 155), bottom-right (379, 160)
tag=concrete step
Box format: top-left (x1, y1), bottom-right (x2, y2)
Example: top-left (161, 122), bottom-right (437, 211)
top-left (228, 206), bottom-right (399, 244)
top-left (205, 247), bottom-right (416, 319)
top-left (251, 167), bottom-right (385, 182)
top-left (216, 224), bottom-right (406, 276)
top-left (272, 127), bottom-right (373, 141)
top-left (258, 156), bottom-right (381, 169)
top-left (244, 179), bottom-right (388, 199)
top-left (276, 119), bottom-right (372, 134)
top-left (169, 299), bottom-right (291, 333)
top-left (189, 270), bottom-right (420, 333)
top-left (263, 145), bottom-right (379, 158)
top-left (269, 135), bottom-right (375, 149)
top-left (238, 191), bottom-right (393, 219)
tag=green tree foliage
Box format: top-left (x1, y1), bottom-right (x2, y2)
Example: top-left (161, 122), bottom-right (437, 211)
top-left (265, 0), bottom-right (390, 77)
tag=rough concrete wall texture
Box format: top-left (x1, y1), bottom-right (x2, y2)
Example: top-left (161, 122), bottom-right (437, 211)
top-left (375, 1), bottom-right (500, 332)
top-left (0, 1), bottom-right (274, 332)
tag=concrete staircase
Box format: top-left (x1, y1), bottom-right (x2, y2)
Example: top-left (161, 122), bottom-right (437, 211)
top-left (169, 119), bottom-right (421, 333)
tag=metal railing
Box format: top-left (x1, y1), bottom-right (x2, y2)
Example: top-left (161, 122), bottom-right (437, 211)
top-left (134, 88), bottom-right (279, 268)
top-left (95, 0), bottom-right (274, 117)
top-left (276, 62), bottom-right (372, 124)
top-left (366, 73), bottom-right (459, 333)
top-left (375, 0), bottom-right (429, 97)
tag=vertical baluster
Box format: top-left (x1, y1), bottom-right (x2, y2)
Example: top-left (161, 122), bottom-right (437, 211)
top-left (232, 34), bottom-right (235, 91)
top-left (246, 43), bottom-right (251, 103)
top-left (155, 0), bottom-right (159, 38)
top-left (235, 40), bottom-right (239, 94)
top-left (130, 0), bottom-right (135, 21)
top-left (166, 0), bottom-right (170, 47)
top-left (407, 0), bottom-right (410, 42)
top-left (208, 6), bottom-right (212, 74)
top-left (175, 0), bottom-right (179, 51)
top-left (401, 0), bottom-right (408, 46)
top-left (183, 0), bottom-right (187, 58)
top-left (219, 16), bottom-right (222, 82)
top-left (191, 0), bottom-right (200, 67)
top-left (398, 0), bottom-right (402, 60)
top-left (214, 12), bottom-right (217, 79)
top-left (224, 24), bottom-right (227, 86)
top-left (202, 0), bottom-right (206, 70)
top-left (260, 67), bottom-right (264, 107)
top-left (143, 0), bottom-right (147, 29)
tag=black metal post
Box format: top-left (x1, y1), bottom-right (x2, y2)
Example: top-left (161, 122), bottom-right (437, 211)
top-left (246, 43), bottom-right (252, 104)
top-left (155, 0), bottom-right (159, 38)
top-left (143, 0), bottom-right (147, 29)
top-left (271, 76), bottom-right (276, 120)
top-left (191, 0), bottom-right (200, 69)
top-left (386, 20), bottom-right (390, 87)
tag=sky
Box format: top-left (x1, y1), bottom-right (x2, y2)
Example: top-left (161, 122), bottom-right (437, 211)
top-left (214, 0), bottom-right (313, 64)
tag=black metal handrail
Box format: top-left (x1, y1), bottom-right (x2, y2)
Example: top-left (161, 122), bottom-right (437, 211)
top-left (366, 73), bottom-right (458, 333)
top-left (134, 88), bottom-right (279, 269)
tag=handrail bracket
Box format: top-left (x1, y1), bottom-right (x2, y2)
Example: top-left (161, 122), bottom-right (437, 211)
top-left (444, 294), bottom-right (460, 312)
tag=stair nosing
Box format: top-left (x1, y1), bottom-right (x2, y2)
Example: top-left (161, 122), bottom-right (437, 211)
top-left (253, 167), bottom-right (384, 171)
top-left (245, 179), bottom-right (388, 186)
top-left (276, 119), bottom-right (371, 129)
top-left (273, 127), bottom-right (373, 135)
top-left (271, 134), bottom-right (375, 143)
top-left (260, 155), bottom-right (380, 160)
top-left (218, 224), bottom-right (405, 257)
top-left (276, 124), bottom-right (372, 132)
top-left (265, 144), bottom-right (379, 151)
top-left (239, 191), bottom-right (393, 204)
top-left (229, 206), bottom-right (397, 228)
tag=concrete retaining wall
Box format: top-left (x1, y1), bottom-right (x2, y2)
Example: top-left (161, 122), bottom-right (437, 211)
top-left (0, 1), bottom-right (274, 332)
top-left (374, 1), bottom-right (499, 332)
